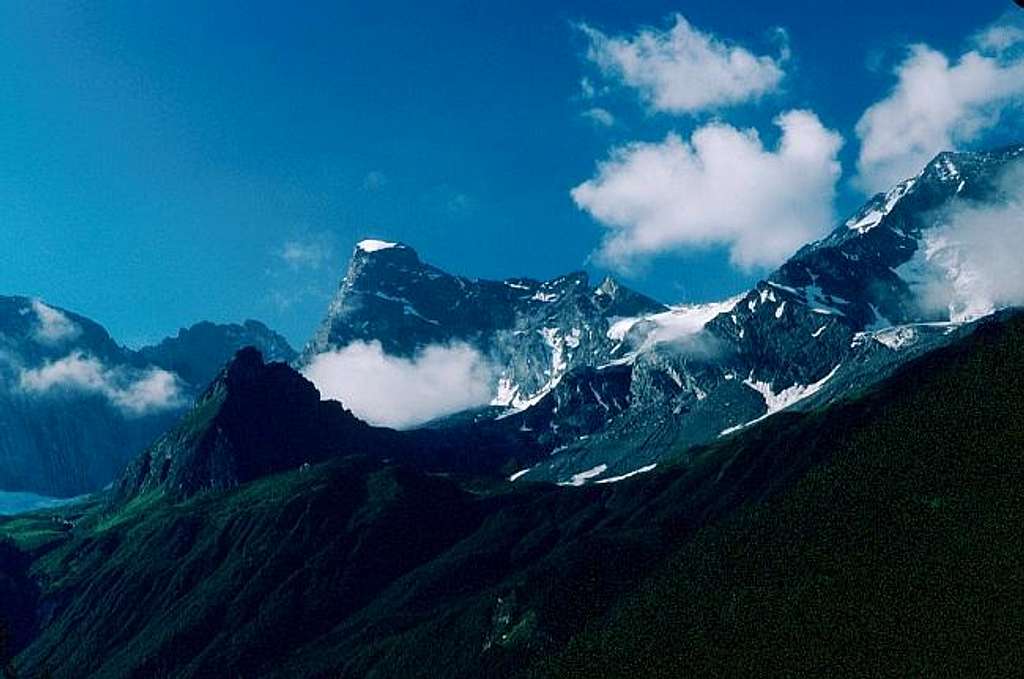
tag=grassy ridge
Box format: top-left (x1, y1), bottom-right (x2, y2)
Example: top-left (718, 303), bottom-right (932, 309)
top-left (1, 312), bottom-right (1022, 677)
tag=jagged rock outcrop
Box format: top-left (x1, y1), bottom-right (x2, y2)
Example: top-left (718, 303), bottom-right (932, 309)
top-left (118, 347), bottom-right (387, 499)
top-left (301, 239), bottom-right (666, 406)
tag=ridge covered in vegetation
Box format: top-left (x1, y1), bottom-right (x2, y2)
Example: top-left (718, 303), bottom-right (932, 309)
top-left (1, 311), bottom-right (1022, 678)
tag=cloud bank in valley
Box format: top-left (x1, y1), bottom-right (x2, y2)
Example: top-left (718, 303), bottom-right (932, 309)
top-left (18, 352), bottom-right (185, 417)
top-left (572, 110), bottom-right (843, 271)
top-left (302, 341), bottom-right (496, 429)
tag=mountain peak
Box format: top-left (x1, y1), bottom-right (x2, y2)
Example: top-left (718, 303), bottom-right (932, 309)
top-left (118, 347), bottom-right (373, 499)
top-left (223, 345), bottom-right (266, 384)
top-left (354, 239), bottom-right (417, 260)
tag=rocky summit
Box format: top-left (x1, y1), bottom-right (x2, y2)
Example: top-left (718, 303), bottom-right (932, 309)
top-left (302, 146), bottom-right (1024, 485)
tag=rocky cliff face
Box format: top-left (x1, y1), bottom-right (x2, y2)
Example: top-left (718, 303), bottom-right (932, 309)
top-left (302, 239), bottom-right (666, 407)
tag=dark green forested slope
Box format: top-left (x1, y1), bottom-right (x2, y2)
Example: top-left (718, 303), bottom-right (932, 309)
top-left (1, 312), bottom-right (1022, 678)
top-left (545, 311), bottom-right (1024, 677)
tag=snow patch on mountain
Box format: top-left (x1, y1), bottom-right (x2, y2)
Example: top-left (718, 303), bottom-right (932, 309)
top-left (558, 463), bottom-right (608, 487)
top-left (356, 239), bottom-right (400, 253)
top-left (607, 295), bottom-right (743, 346)
top-left (720, 364), bottom-right (841, 436)
top-left (594, 463), bottom-right (657, 484)
top-left (846, 177), bottom-right (916, 234)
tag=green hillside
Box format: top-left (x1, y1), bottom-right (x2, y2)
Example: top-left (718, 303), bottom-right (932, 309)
top-left (2, 311), bottom-right (1022, 678)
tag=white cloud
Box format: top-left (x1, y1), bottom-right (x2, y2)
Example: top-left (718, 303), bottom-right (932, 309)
top-left (580, 14), bottom-right (786, 115)
top-left (855, 22), bottom-right (1024, 191)
top-left (582, 107), bottom-right (615, 127)
top-left (32, 300), bottom-right (81, 344)
top-left (19, 352), bottom-right (184, 417)
top-left (572, 110), bottom-right (843, 270)
top-left (279, 234), bottom-right (334, 270)
top-left (302, 341), bottom-right (496, 429)
top-left (902, 162), bottom-right (1024, 321)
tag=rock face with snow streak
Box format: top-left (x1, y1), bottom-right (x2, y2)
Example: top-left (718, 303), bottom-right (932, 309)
top-left (526, 146), bottom-right (1024, 482)
top-left (301, 239), bottom-right (666, 406)
top-left (304, 146), bottom-right (1024, 485)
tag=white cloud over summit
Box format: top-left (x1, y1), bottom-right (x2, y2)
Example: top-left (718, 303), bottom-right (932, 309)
top-left (302, 341), bottom-right (496, 429)
top-left (855, 18), bottom-right (1024, 191)
top-left (579, 15), bottom-right (787, 115)
top-left (572, 110), bottom-right (843, 271)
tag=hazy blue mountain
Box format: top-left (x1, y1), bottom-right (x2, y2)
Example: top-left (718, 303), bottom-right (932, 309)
top-left (0, 296), bottom-right (297, 497)
top-left (139, 319), bottom-right (296, 388)
top-left (0, 296), bottom-right (182, 497)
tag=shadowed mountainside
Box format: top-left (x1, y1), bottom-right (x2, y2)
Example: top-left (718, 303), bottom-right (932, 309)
top-left (1, 309), bottom-right (1021, 678)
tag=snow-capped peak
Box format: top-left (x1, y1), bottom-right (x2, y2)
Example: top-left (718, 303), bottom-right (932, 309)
top-left (356, 239), bottom-right (400, 253)
top-left (845, 177), bottom-right (916, 234)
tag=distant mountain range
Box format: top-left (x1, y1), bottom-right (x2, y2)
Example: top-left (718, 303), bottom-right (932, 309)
top-left (0, 305), bottom-right (295, 497)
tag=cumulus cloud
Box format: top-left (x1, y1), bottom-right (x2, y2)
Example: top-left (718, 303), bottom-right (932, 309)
top-left (572, 110), bottom-right (843, 270)
top-left (279, 233), bottom-right (334, 270)
top-left (19, 352), bottom-right (184, 417)
top-left (855, 20), bottom-right (1024, 191)
top-left (32, 300), bottom-right (81, 344)
top-left (904, 162), bottom-right (1024, 321)
top-left (579, 14), bottom-right (786, 115)
top-left (302, 341), bottom-right (496, 429)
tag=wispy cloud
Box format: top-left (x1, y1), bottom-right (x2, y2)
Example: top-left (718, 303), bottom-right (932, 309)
top-left (302, 341), bottom-right (495, 429)
top-left (582, 107), bottom-right (615, 127)
top-left (572, 110), bottom-right (843, 271)
top-left (579, 14), bottom-right (787, 115)
top-left (19, 352), bottom-right (184, 417)
top-left (855, 15), bottom-right (1024, 191)
top-left (31, 300), bottom-right (81, 344)
top-left (279, 234), bottom-right (335, 270)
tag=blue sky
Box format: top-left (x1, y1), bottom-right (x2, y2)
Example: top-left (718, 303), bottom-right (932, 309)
top-left (0, 1), bottom-right (1020, 347)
